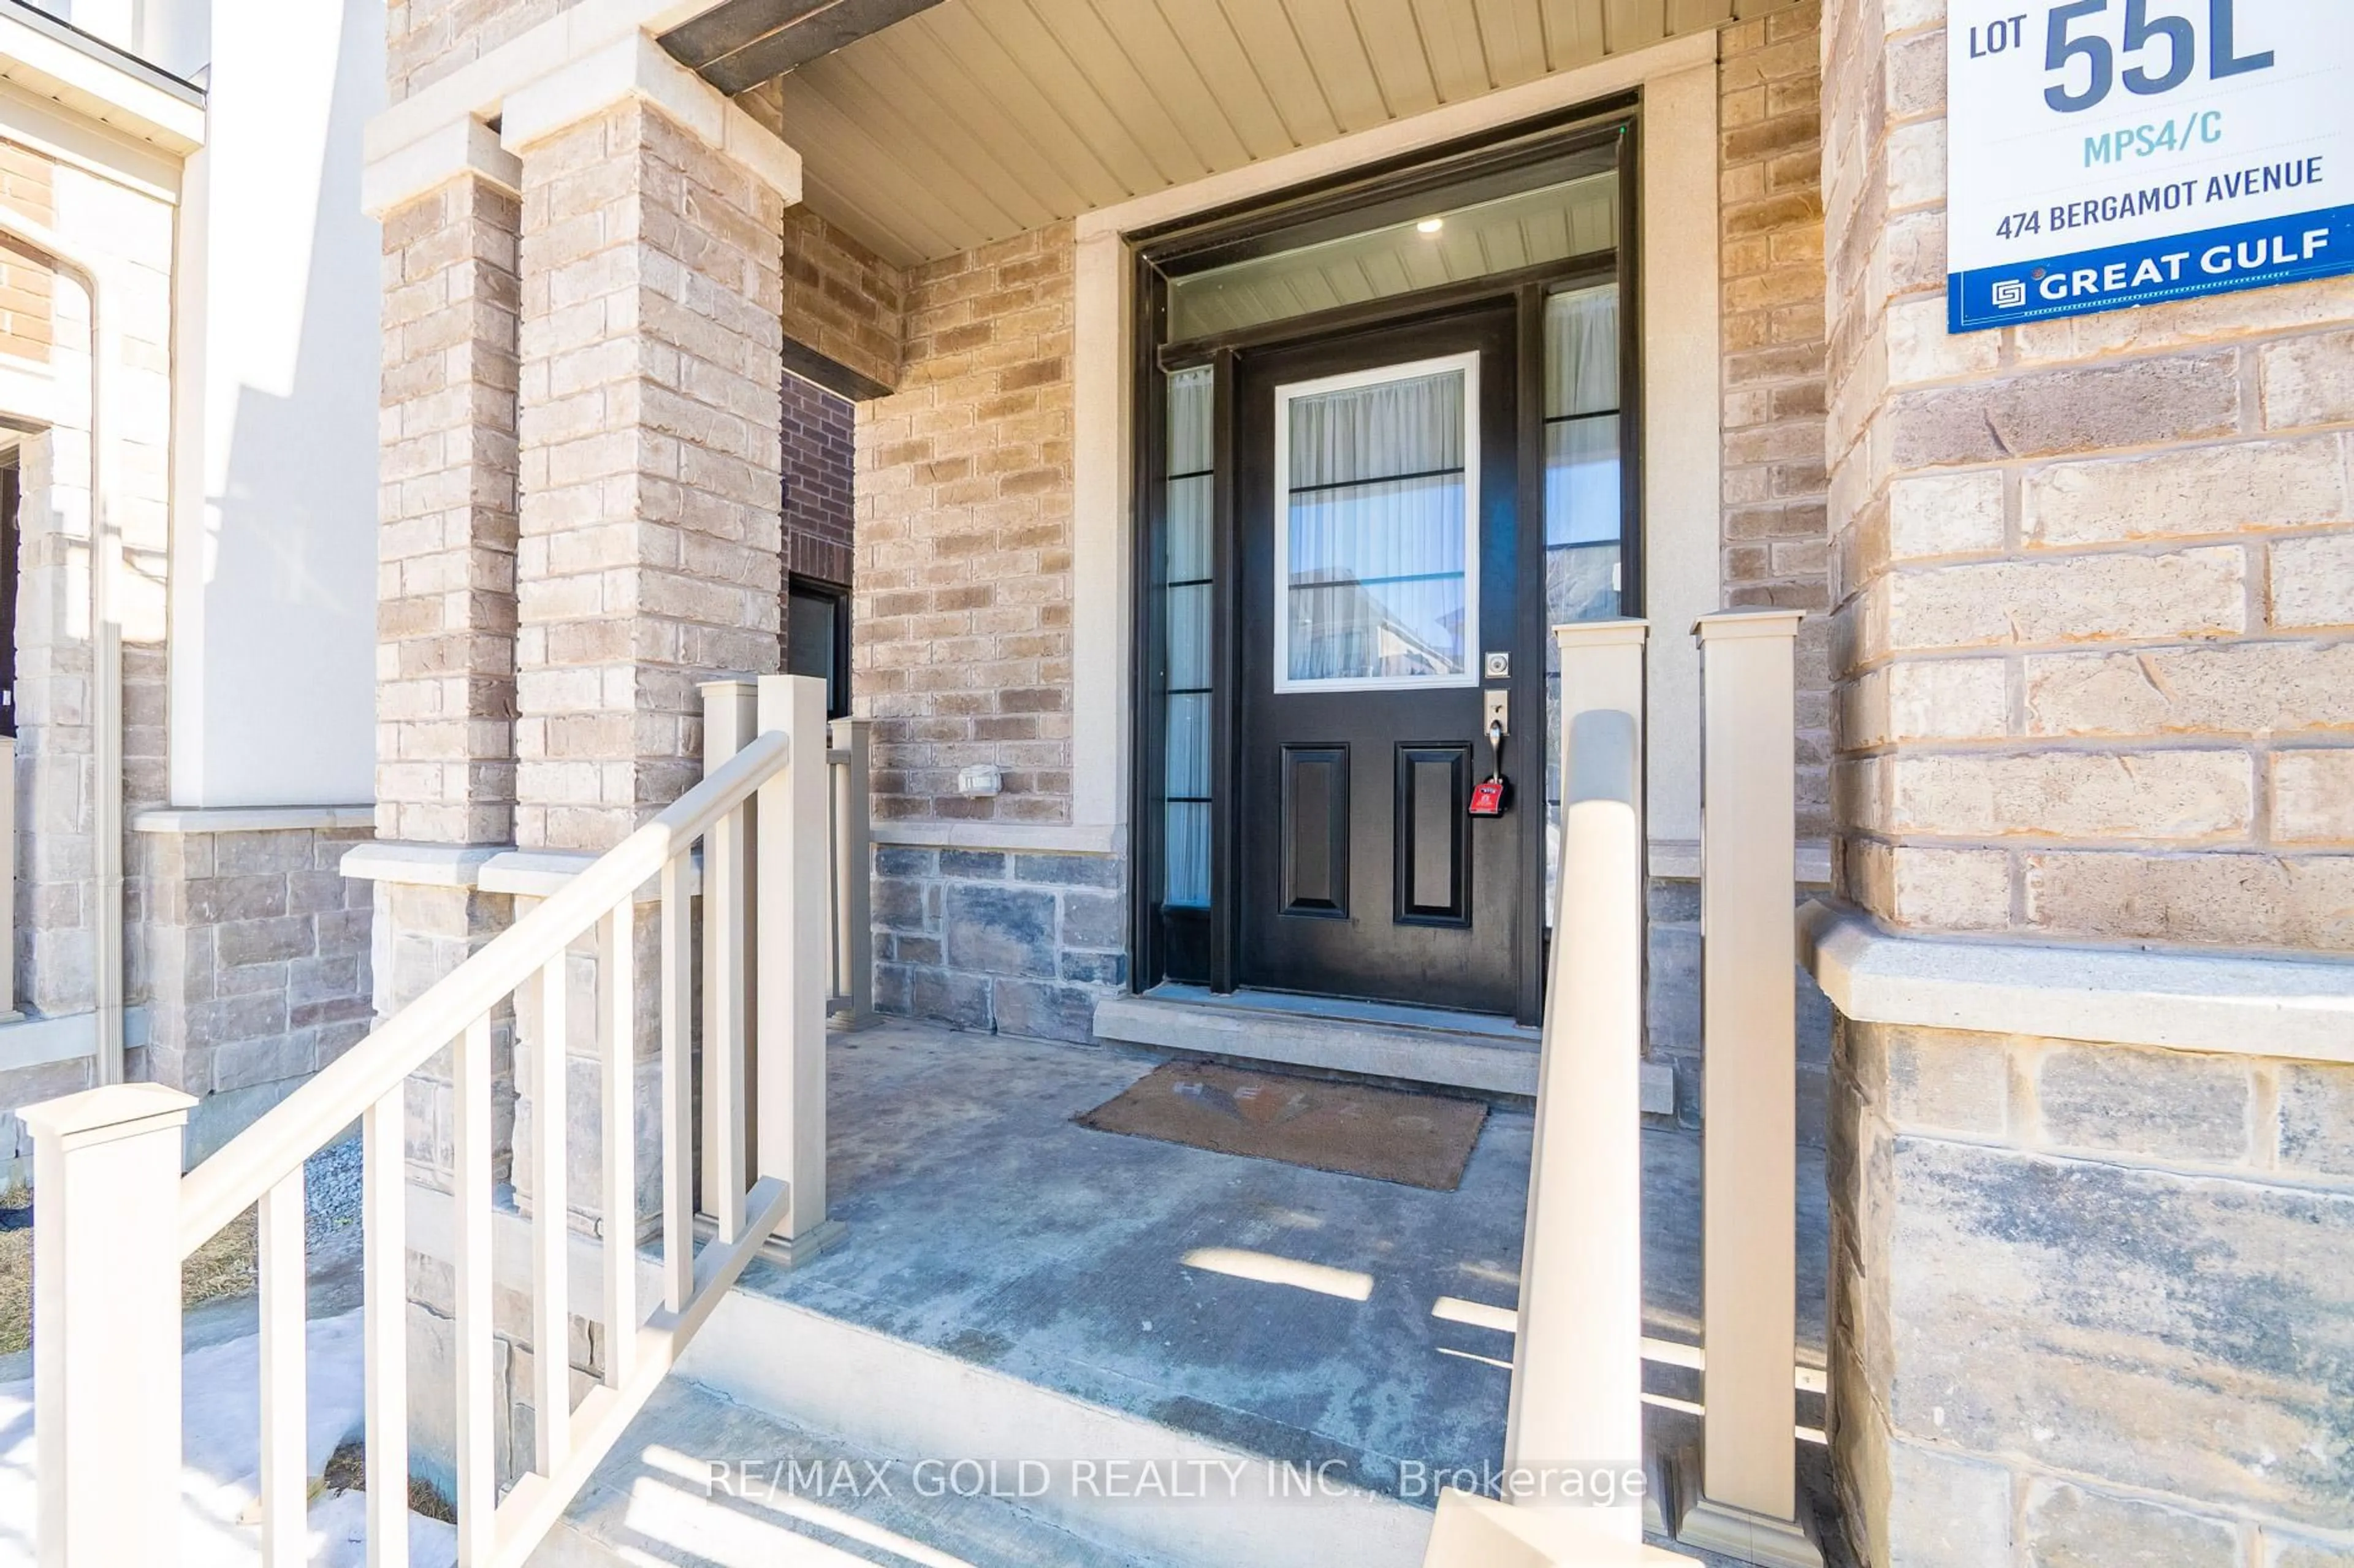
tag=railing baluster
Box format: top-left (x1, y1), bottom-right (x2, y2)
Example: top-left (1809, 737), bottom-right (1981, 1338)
top-left (452, 1015), bottom-right (495, 1565)
top-left (828, 715), bottom-right (874, 1026)
top-left (362, 1087), bottom-right (409, 1567)
top-left (258, 1163), bottom-right (308, 1566)
top-left (533, 954), bottom-right (571, 1472)
top-left (701, 680), bottom-right (755, 1242)
top-left (599, 900), bottom-right (637, 1388)
top-left (661, 855), bottom-right (693, 1313)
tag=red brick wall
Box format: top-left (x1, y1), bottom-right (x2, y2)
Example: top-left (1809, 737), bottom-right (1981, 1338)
top-left (783, 370), bottom-right (854, 588)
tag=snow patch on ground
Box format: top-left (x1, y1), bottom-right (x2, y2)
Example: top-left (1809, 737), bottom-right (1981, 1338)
top-left (0, 1306), bottom-right (455, 1566)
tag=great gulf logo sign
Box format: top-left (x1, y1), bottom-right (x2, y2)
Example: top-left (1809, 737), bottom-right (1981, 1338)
top-left (1947, 1), bottom-right (2353, 332)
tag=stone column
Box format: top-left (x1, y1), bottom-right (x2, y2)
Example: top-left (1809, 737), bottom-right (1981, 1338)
top-left (1821, 1), bottom-right (2354, 1562)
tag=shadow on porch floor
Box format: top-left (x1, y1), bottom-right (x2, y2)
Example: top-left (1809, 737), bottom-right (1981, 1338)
top-left (720, 1017), bottom-right (1840, 1556)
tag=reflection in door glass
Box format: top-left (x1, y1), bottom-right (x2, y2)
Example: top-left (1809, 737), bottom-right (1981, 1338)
top-left (1165, 367), bottom-right (1214, 908)
top-left (1280, 365), bottom-right (1472, 687)
top-left (1542, 284), bottom-right (1623, 920)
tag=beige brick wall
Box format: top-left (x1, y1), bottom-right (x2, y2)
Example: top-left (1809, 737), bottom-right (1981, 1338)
top-left (855, 224), bottom-right (1074, 827)
top-left (1720, 5), bottom-right (1832, 838)
top-left (1823, 0), bottom-right (2354, 950)
top-left (377, 175), bottom-right (522, 847)
top-left (511, 97), bottom-right (787, 851)
top-left (386, 0), bottom-right (578, 103)
top-left (780, 205), bottom-right (904, 395)
top-left (0, 140), bottom-right (53, 365)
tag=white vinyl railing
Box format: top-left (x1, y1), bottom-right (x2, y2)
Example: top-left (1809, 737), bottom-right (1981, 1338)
top-left (1428, 614), bottom-right (1810, 1568)
top-left (23, 672), bottom-right (839, 1568)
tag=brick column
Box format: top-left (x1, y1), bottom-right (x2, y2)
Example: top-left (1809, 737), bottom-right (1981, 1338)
top-left (367, 139), bottom-right (527, 1331)
top-left (377, 154), bottom-right (522, 849)
top-left (497, 36), bottom-right (794, 1276)
top-left (1821, 2), bottom-right (2354, 1561)
top-left (509, 88), bottom-right (788, 854)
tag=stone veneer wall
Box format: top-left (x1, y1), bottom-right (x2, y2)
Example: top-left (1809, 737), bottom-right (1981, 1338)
top-left (1820, 0), bottom-right (2354, 1560)
top-left (872, 846), bottom-right (1125, 1045)
top-left (855, 224), bottom-right (1075, 829)
top-left (1831, 1022), bottom-right (2354, 1564)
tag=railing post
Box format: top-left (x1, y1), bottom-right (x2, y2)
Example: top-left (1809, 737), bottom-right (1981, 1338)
top-left (1682, 609), bottom-right (1821, 1568)
top-left (755, 674), bottom-right (840, 1258)
top-left (698, 679), bottom-right (757, 1237)
top-left (1508, 620), bottom-right (1647, 1545)
top-left (21, 1083), bottom-right (195, 1567)
top-left (828, 715), bottom-right (875, 1028)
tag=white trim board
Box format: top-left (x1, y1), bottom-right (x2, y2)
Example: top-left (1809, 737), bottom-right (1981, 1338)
top-left (1801, 900), bottom-right (2354, 1065)
top-left (1066, 30), bottom-right (1721, 847)
top-left (132, 805), bottom-right (374, 834)
top-left (871, 821), bottom-right (1122, 856)
top-left (0, 1011), bottom-right (97, 1073)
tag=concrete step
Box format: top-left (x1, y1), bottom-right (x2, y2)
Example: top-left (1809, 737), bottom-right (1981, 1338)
top-left (536, 1377), bottom-right (1160, 1568)
top-left (660, 1279), bottom-right (1436, 1568)
top-left (1095, 985), bottom-right (1674, 1113)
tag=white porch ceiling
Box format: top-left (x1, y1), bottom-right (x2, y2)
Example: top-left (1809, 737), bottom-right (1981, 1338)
top-left (739, 0), bottom-right (1797, 268)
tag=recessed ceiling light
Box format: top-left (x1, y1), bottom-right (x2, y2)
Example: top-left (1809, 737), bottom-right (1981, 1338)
top-left (1416, 218), bottom-right (1444, 234)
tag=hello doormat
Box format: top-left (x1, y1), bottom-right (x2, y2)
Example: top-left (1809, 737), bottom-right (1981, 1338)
top-left (1075, 1062), bottom-right (1487, 1190)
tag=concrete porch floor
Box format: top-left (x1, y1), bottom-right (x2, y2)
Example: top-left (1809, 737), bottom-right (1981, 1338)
top-left (725, 1017), bottom-right (1838, 1550)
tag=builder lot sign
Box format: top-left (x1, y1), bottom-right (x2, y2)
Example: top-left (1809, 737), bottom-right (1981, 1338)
top-left (1947, 0), bottom-right (2352, 331)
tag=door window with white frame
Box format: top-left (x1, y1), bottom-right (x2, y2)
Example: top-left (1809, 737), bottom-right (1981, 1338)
top-left (1274, 354), bottom-right (1480, 692)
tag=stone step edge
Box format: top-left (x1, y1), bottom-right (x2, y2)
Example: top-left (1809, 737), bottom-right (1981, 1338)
top-left (677, 1283), bottom-right (1434, 1568)
top-left (1094, 992), bottom-right (1676, 1113)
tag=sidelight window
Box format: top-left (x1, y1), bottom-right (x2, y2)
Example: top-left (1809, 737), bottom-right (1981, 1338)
top-left (1164, 365), bottom-right (1215, 908)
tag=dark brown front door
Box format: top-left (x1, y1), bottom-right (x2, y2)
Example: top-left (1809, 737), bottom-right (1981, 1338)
top-left (1234, 304), bottom-right (1525, 1016)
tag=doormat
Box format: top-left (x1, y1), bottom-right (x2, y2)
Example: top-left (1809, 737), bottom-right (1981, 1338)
top-left (1075, 1062), bottom-right (1488, 1191)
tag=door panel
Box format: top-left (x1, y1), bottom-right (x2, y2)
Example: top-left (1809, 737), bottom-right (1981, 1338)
top-left (1397, 744), bottom-right (1472, 925)
top-left (1281, 745), bottom-right (1351, 917)
top-left (1235, 305), bottom-right (1523, 1014)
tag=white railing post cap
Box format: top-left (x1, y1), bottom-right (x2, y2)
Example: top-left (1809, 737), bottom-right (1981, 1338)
top-left (19, 1083), bottom-right (196, 1147)
top-left (1553, 617), bottom-right (1650, 650)
top-left (1693, 607), bottom-right (1805, 641)
top-left (696, 676), bottom-right (759, 696)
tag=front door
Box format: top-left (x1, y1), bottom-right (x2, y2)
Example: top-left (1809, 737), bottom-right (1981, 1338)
top-left (1235, 304), bottom-right (1525, 1016)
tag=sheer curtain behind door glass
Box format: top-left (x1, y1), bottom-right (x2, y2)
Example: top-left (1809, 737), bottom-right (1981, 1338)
top-left (1282, 366), bottom-right (1472, 687)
